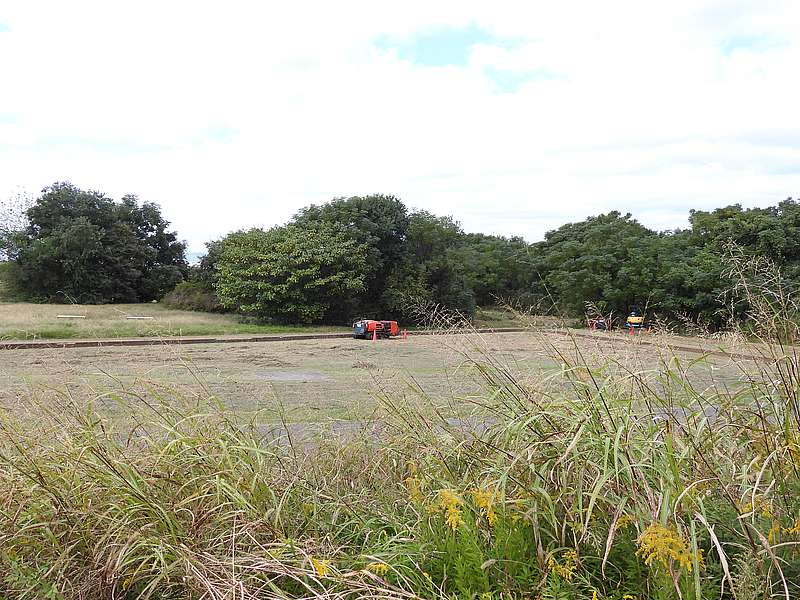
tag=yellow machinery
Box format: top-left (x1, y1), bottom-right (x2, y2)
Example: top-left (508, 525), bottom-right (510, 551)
top-left (624, 306), bottom-right (645, 330)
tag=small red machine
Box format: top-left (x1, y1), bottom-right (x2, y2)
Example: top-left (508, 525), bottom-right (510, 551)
top-left (352, 319), bottom-right (400, 339)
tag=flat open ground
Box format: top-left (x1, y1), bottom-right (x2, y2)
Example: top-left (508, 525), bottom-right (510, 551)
top-left (0, 328), bottom-right (754, 425)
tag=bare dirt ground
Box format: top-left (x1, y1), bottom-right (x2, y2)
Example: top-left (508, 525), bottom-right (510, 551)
top-left (0, 329), bottom-right (753, 425)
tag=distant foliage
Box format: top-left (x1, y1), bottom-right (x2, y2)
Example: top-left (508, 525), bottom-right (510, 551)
top-left (1, 182), bottom-right (188, 303)
top-left (8, 180), bottom-right (800, 326)
top-left (0, 261), bottom-right (26, 302)
top-left (190, 195), bottom-right (800, 328)
top-left (530, 199), bottom-right (800, 327)
top-left (203, 195), bottom-right (507, 324)
top-left (533, 212), bottom-right (659, 317)
top-left (394, 211), bottom-right (477, 319)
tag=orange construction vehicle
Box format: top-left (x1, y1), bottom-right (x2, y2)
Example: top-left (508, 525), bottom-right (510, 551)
top-left (352, 319), bottom-right (400, 339)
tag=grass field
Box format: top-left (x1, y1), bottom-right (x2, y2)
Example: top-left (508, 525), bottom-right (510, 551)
top-left (0, 302), bottom-right (350, 340)
top-left (1, 315), bottom-right (797, 597)
top-left (0, 325), bottom-right (744, 424)
top-left (0, 262), bottom-right (532, 341)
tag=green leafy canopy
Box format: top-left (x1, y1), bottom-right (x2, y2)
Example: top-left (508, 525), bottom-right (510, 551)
top-left (214, 222), bottom-right (369, 324)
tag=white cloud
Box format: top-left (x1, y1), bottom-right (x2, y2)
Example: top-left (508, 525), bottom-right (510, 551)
top-left (1, 0), bottom-right (799, 251)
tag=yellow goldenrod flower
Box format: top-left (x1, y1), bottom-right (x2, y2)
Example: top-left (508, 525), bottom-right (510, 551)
top-left (616, 514), bottom-right (635, 530)
top-left (366, 562), bottom-right (390, 576)
top-left (738, 496), bottom-right (773, 518)
top-left (404, 475), bottom-right (424, 504)
top-left (471, 487), bottom-right (498, 526)
top-left (547, 549), bottom-right (578, 581)
top-left (784, 518), bottom-right (800, 536)
top-left (768, 520), bottom-right (781, 544)
top-left (786, 436), bottom-right (800, 462)
top-left (592, 590), bottom-right (599, 600)
top-left (437, 489), bottom-right (464, 530)
top-left (311, 557), bottom-right (331, 578)
top-left (636, 523), bottom-right (698, 573)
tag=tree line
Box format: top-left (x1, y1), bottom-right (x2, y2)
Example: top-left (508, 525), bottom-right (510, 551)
top-left (2, 181), bottom-right (798, 329)
top-left (175, 194), bottom-right (535, 323)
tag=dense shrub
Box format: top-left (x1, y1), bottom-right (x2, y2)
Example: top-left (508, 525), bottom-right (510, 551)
top-left (214, 223), bottom-right (370, 323)
top-left (0, 261), bottom-right (25, 302)
top-left (161, 280), bottom-right (224, 312)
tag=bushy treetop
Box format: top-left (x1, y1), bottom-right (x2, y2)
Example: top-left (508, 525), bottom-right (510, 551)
top-left (2, 182), bottom-right (187, 303)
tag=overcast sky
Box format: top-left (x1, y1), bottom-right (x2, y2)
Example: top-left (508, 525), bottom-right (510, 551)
top-left (1, 1), bottom-right (799, 252)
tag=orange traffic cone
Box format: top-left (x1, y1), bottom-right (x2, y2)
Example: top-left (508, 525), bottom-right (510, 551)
top-left (629, 326), bottom-right (635, 337)
top-left (372, 328), bottom-right (377, 341)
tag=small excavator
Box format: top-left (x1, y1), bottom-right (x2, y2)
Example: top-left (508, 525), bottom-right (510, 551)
top-left (623, 305), bottom-right (646, 330)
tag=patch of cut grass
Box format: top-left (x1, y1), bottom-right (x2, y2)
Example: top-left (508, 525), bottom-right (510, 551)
top-left (0, 302), bottom-right (347, 340)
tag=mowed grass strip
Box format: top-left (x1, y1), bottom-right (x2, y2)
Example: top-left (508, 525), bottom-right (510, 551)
top-left (0, 302), bottom-right (347, 340)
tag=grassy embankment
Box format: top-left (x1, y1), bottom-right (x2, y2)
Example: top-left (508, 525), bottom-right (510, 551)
top-left (1, 309), bottom-right (799, 598)
top-left (1, 260), bottom-right (529, 341)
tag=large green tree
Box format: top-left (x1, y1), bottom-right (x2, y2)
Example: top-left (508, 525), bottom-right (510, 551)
top-left (292, 195), bottom-right (410, 315)
top-left (535, 212), bottom-right (658, 317)
top-left (689, 199), bottom-right (800, 272)
top-left (457, 233), bottom-right (534, 306)
top-left (214, 223), bottom-right (369, 323)
top-left (201, 196), bottom-right (539, 323)
top-left (378, 211), bottom-right (477, 320)
top-left (188, 194), bottom-right (800, 331)
top-left (4, 182), bottom-right (187, 303)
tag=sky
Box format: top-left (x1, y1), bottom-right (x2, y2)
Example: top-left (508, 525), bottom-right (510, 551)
top-left (1, 1), bottom-right (799, 253)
